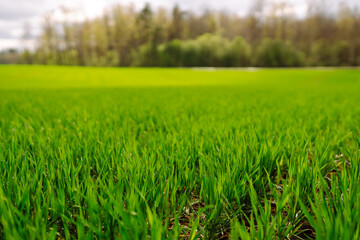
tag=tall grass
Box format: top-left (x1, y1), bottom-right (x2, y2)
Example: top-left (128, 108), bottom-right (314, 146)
top-left (0, 66), bottom-right (359, 239)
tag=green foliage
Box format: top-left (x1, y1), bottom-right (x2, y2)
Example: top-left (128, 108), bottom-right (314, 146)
top-left (105, 50), bottom-right (120, 67)
top-left (310, 41), bottom-right (339, 66)
top-left (1, 66), bottom-right (360, 239)
top-left (20, 50), bottom-right (33, 64)
top-left (45, 51), bottom-right (58, 65)
top-left (60, 50), bottom-right (79, 66)
top-left (158, 40), bottom-right (183, 67)
top-left (9, 3), bottom-right (360, 67)
top-left (226, 37), bottom-right (252, 67)
top-left (191, 34), bottom-right (229, 67)
top-left (134, 43), bottom-right (158, 67)
top-left (334, 41), bottom-right (352, 66)
top-left (254, 38), bottom-right (305, 67)
top-left (136, 34), bottom-right (252, 67)
top-left (310, 41), bottom-right (357, 67)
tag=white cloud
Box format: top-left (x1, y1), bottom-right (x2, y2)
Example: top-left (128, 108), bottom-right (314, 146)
top-left (0, 38), bottom-right (20, 49)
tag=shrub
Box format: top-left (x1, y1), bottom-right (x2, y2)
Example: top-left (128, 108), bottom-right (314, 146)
top-left (255, 38), bottom-right (305, 67)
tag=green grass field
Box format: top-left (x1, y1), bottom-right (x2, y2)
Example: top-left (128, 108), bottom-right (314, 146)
top-left (0, 65), bottom-right (360, 239)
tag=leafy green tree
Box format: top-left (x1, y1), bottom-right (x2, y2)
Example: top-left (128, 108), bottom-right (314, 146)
top-left (169, 5), bottom-right (185, 40)
top-left (194, 34), bottom-right (229, 67)
top-left (136, 4), bottom-right (153, 46)
top-left (255, 38), bottom-right (305, 67)
top-left (158, 40), bottom-right (183, 67)
top-left (310, 41), bottom-right (338, 66)
top-left (18, 2), bottom-right (360, 67)
top-left (226, 37), bottom-right (251, 67)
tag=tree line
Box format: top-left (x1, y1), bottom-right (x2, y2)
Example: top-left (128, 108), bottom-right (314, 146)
top-left (20, 1), bottom-right (360, 67)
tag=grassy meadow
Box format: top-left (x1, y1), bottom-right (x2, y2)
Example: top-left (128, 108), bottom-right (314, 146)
top-left (0, 65), bottom-right (360, 239)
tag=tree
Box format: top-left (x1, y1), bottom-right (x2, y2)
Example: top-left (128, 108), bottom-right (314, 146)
top-left (21, 22), bottom-right (33, 64)
top-left (136, 3), bottom-right (153, 46)
top-left (255, 38), bottom-right (305, 67)
top-left (38, 13), bottom-right (58, 64)
top-left (169, 5), bottom-right (185, 40)
top-left (21, 2), bottom-right (360, 67)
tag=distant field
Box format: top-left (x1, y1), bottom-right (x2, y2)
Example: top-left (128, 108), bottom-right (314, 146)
top-left (0, 66), bottom-right (359, 239)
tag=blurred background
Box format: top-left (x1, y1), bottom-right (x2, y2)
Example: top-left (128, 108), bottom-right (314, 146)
top-left (0, 0), bottom-right (359, 67)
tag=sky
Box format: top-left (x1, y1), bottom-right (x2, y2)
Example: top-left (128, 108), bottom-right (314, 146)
top-left (0, 0), bottom-right (359, 50)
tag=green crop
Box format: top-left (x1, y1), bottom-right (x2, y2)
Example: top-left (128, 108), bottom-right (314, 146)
top-left (0, 66), bottom-right (359, 239)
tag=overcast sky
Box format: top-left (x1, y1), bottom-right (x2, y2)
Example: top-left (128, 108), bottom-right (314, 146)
top-left (0, 0), bottom-right (359, 50)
